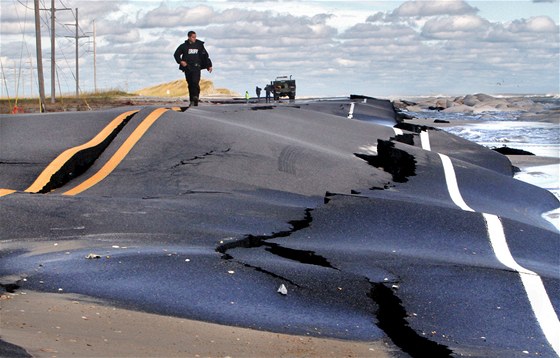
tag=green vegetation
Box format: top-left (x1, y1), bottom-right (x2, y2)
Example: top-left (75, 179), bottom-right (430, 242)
top-left (0, 89), bottom-right (137, 114)
top-left (1, 80), bottom-right (236, 113)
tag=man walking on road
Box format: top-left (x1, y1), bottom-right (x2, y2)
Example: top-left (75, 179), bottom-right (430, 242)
top-left (174, 31), bottom-right (213, 106)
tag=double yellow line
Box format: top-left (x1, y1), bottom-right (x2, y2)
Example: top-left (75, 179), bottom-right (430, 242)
top-left (1, 107), bottom-right (170, 197)
top-left (64, 107), bottom-right (168, 195)
top-left (25, 109), bottom-right (139, 193)
top-left (0, 189), bottom-right (16, 197)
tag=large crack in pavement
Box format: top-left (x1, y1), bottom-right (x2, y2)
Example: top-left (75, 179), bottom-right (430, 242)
top-left (369, 282), bottom-right (453, 357)
top-left (264, 243), bottom-right (335, 269)
top-left (35, 111), bottom-right (138, 193)
top-left (216, 194), bottom-right (453, 356)
top-left (215, 208), bottom-right (313, 256)
top-left (0, 281), bottom-right (21, 293)
top-left (395, 122), bottom-right (437, 133)
top-left (171, 148), bottom-right (232, 169)
top-left (215, 207), bottom-right (332, 285)
top-left (354, 139), bottom-right (417, 183)
top-left (392, 132), bottom-right (415, 146)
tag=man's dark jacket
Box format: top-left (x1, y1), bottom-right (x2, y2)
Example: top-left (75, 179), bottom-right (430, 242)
top-left (173, 39), bottom-right (212, 72)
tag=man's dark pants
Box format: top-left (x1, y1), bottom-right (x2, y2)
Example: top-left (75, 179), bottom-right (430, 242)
top-left (185, 68), bottom-right (201, 105)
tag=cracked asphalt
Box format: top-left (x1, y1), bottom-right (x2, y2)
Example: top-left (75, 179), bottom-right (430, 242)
top-left (1, 97), bottom-right (558, 357)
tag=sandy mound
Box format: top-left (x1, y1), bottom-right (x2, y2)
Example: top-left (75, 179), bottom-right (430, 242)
top-left (135, 79), bottom-right (238, 97)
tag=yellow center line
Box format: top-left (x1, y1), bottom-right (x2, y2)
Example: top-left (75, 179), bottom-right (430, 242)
top-left (0, 189), bottom-right (17, 197)
top-left (25, 110), bottom-right (139, 194)
top-left (63, 107), bottom-right (170, 196)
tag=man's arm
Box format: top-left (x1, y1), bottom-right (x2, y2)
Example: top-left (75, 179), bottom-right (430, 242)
top-left (173, 45), bottom-right (185, 65)
top-left (174, 45), bottom-right (188, 69)
top-left (201, 45), bottom-right (213, 72)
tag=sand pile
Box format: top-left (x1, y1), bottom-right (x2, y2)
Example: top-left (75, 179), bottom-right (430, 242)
top-left (135, 79), bottom-right (238, 97)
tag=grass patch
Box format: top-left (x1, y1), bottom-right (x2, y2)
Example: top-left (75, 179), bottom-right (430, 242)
top-left (1, 80), bottom-right (236, 113)
top-left (0, 89), bottom-right (136, 114)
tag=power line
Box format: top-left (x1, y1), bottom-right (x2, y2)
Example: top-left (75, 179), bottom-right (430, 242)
top-left (9, 0), bottom-right (93, 100)
top-left (12, 0), bottom-right (33, 98)
top-left (16, 0), bottom-right (33, 10)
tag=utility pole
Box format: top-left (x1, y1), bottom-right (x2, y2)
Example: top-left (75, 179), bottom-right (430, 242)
top-left (66, 8), bottom-right (88, 97)
top-left (14, 65), bottom-right (17, 97)
top-left (28, 59), bottom-right (34, 98)
top-left (93, 20), bottom-right (97, 93)
top-left (50, 0), bottom-right (55, 103)
top-left (34, 0), bottom-right (46, 111)
top-left (75, 8), bottom-right (79, 97)
top-left (47, 0), bottom-right (71, 103)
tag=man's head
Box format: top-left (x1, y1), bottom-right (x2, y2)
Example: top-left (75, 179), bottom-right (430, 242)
top-left (188, 31), bottom-right (197, 43)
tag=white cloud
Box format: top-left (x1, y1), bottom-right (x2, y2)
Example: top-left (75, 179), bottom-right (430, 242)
top-left (138, 4), bottom-right (215, 28)
top-left (340, 22), bottom-right (419, 40)
top-left (104, 28), bottom-right (142, 44)
top-left (391, 0), bottom-right (478, 17)
top-left (421, 15), bottom-right (491, 39)
top-left (508, 16), bottom-right (558, 33)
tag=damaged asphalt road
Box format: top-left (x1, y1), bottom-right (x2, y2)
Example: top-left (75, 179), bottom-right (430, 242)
top-left (1, 97), bottom-right (559, 357)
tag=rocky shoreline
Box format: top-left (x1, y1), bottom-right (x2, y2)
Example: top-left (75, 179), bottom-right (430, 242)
top-left (394, 93), bottom-right (559, 123)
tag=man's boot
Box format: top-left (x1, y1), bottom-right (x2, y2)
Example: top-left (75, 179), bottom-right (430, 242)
top-left (193, 96), bottom-right (199, 106)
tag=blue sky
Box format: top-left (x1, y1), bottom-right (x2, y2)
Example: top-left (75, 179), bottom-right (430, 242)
top-left (474, 1), bottom-right (558, 22)
top-left (1, 0), bottom-right (558, 98)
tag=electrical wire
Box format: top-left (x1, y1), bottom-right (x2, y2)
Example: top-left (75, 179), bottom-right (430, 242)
top-left (16, 0), bottom-right (32, 10)
top-left (9, 0), bottom-right (94, 98)
top-left (14, 0), bottom-right (32, 102)
top-left (0, 60), bottom-right (13, 109)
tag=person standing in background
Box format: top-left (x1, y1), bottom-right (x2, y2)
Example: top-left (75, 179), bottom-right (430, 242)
top-left (256, 86), bottom-right (262, 101)
top-left (265, 84), bottom-right (272, 103)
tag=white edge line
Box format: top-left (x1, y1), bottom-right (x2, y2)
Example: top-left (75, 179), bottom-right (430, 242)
top-left (483, 213), bottom-right (560, 356)
top-left (347, 102), bottom-right (355, 119)
top-left (438, 153), bottom-right (475, 212)
top-left (430, 129), bottom-right (560, 356)
top-left (420, 130), bottom-right (431, 151)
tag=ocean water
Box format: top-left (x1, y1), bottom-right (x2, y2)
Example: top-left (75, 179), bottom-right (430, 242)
top-left (404, 96), bottom-right (560, 230)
